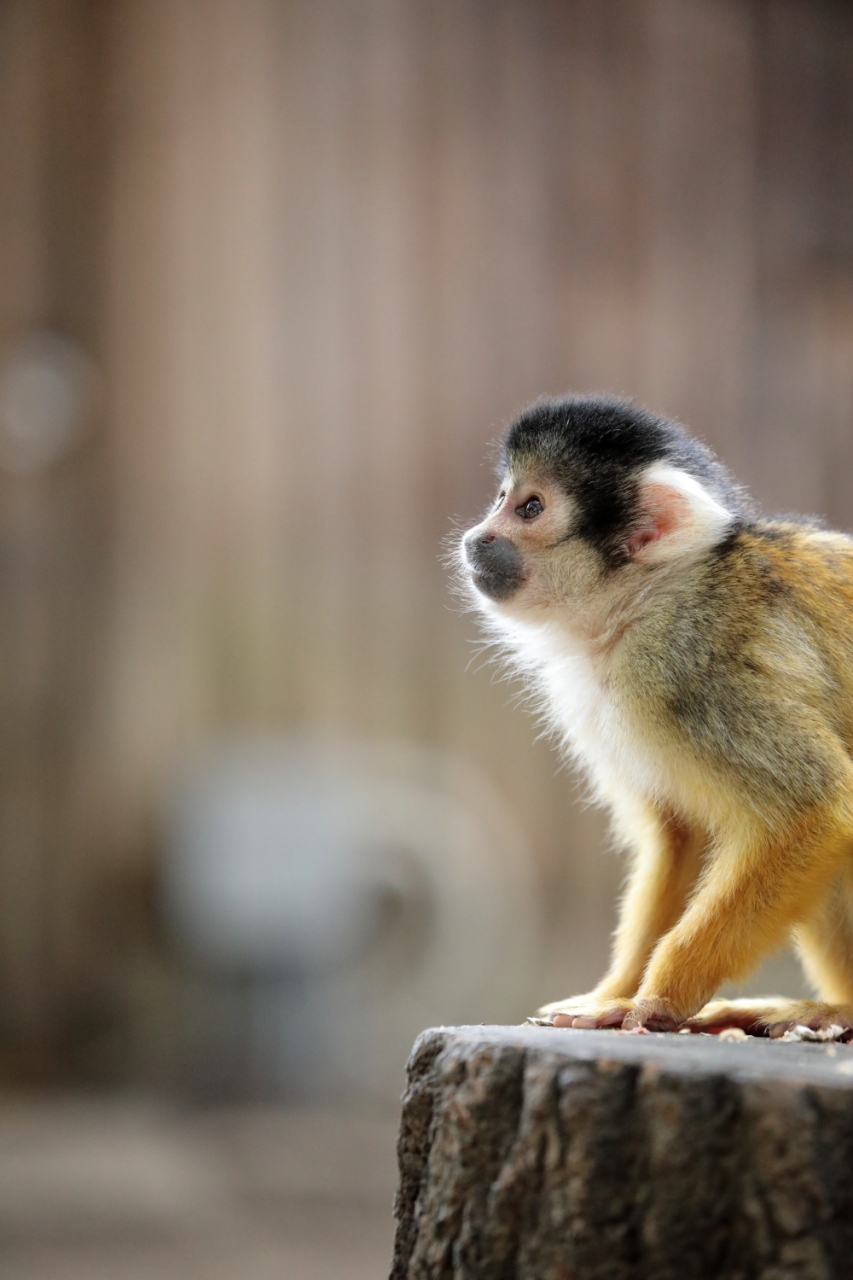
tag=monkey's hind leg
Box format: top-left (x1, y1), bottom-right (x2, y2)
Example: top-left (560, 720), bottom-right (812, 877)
top-left (688, 873), bottom-right (853, 1038)
top-left (685, 996), bottom-right (853, 1038)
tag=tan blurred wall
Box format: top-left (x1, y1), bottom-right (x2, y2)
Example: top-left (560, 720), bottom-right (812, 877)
top-left (1, 0), bottom-right (853, 1083)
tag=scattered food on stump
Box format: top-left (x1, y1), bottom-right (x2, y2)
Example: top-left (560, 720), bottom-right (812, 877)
top-left (391, 1024), bottom-right (853, 1280)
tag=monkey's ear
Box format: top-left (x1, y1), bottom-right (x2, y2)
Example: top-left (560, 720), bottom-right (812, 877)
top-left (627, 464), bottom-right (735, 564)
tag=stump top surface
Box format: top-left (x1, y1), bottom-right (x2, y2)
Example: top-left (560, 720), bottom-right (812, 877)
top-left (423, 1023), bottom-right (853, 1089)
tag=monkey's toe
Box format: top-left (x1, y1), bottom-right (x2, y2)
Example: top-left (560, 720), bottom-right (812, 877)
top-left (688, 998), bottom-right (853, 1039)
top-left (762, 1001), bottom-right (853, 1040)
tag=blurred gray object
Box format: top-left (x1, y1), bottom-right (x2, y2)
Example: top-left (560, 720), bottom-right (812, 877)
top-left (0, 331), bottom-right (99, 473)
top-left (164, 736), bottom-right (541, 1100)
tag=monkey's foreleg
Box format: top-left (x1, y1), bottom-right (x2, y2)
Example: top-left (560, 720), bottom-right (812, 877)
top-left (626, 804), bottom-right (853, 1031)
top-left (536, 807), bottom-right (702, 1026)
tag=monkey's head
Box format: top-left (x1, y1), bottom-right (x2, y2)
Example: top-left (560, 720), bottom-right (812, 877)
top-left (460, 395), bottom-right (753, 631)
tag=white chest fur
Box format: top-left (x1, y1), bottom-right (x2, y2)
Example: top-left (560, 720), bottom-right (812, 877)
top-left (498, 618), bottom-right (668, 805)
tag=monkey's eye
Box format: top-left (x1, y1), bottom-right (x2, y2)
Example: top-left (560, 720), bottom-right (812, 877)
top-left (516, 496), bottom-right (543, 520)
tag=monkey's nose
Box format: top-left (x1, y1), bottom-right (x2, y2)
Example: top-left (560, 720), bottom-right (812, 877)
top-left (463, 531), bottom-right (524, 601)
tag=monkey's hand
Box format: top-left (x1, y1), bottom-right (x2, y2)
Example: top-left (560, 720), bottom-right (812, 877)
top-left (534, 994), bottom-right (683, 1032)
top-left (533, 993), bottom-right (627, 1027)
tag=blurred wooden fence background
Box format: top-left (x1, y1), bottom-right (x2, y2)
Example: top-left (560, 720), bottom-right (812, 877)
top-left (0, 0), bottom-right (852, 1083)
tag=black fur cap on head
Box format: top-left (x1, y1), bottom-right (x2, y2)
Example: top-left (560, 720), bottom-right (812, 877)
top-left (501, 394), bottom-right (756, 565)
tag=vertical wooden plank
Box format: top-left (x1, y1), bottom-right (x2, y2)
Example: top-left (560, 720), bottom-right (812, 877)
top-left (749, 0), bottom-right (831, 514)
top-left (0, 0), bottom-right (53, 1068)
top-left (0, 1), bottom-right (48, 325)
top-left (177, 0), bottom-right (282, 725)
top-left (545, 0), bottom-right (646, 397)
top-left (277, 0), bottom-right (366, 733)
top-left (752, 0), bottom-right (853, 521)
top-left (0, 0), bottom-right (113, 1072)
top-left (816, 1), bottom-right (853, 534)
top-left (105, 0), bottom-right (201, 820)
top-left (334, 0), bottom-right (430, 739)
top-left (635, 0), bottom-right (758, 466)
top-left (808, 271), bottom-right (853, 533)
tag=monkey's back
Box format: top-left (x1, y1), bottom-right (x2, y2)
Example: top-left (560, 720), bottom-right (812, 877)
top-left (745, 521), bottom-right (853, 739)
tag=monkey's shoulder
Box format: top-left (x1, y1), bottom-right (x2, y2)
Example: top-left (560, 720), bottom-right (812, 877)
top-left (703, 522), bottom-right (853, 661)
top-left (652, 519), bottom-right (853, 640)
top-left (620, 520), bottom-right (853, 716)
top-left (729, 519), bottom-right (853, 598)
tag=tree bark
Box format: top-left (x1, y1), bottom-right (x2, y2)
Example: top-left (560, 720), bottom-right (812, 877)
top-left (390, 1024), bottom-right (853, 1280)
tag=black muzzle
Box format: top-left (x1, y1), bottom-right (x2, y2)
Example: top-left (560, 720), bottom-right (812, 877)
top-left (463, 532), bottom-right (525, 601)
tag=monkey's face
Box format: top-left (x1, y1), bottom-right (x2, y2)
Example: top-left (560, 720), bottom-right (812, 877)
top-left (460, 397), bottom-right (746, 637)
top-left (461, 463), bottom-right (738, 636)
top-left (460, 467), bottom-right (600, 620)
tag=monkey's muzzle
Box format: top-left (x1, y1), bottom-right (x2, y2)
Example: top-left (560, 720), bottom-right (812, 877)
top-left (463, 532), bottom-right (525, 601)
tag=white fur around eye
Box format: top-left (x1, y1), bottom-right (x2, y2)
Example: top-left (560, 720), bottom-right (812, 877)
top-left (635, 462), bottom-right (735, 564)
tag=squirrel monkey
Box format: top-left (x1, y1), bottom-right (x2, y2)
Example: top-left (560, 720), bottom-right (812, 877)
top-left (459, 394), bottom-right (853, 1037)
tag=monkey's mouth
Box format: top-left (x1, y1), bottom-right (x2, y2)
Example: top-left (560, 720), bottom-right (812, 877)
top-left (464, 534), bottom-right (526, 602)
top-left (470, 570), bottom-right (525, 602)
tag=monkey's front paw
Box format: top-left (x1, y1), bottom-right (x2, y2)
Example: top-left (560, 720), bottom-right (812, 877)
top-left (620, 997), bottom-right (683, 1032)
top-left (534, 992), bottom-right (634, 1027)
top-left (563, 998), bottom-right (637, 1030)
top-left (535, 993), bottom-right (611, 1022)
top-left (535, 995), bottom-right (683, 1032)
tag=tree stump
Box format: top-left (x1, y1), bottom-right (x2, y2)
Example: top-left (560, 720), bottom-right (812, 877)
top-left (390, 1024), bottom-right (853, 1280)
